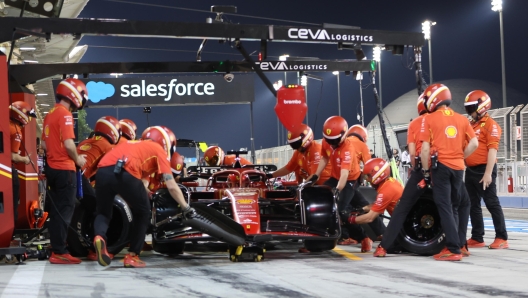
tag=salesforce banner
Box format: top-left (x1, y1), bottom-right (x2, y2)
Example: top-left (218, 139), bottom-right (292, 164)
top-left (52, 74), bottom-right (254, 107)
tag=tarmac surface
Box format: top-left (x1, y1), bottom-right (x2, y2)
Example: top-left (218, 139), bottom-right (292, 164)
top-left (1, 214), bottom-right (528, 298)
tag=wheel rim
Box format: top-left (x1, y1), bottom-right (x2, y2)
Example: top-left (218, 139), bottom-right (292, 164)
top-left (402, 199), bottom-right (442, 244)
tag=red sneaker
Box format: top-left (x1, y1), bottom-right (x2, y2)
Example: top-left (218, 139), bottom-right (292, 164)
top-left (361, 238), bottom-right (373, 253)
top-left (461, 247), bottom-right (470, 257)
top-left (298, 247), bottom-right (310, 253)
top-left (488, 238), bottom-right (509, 249)
top-left (94, 235), bottom-right (112, 267)
top-left (49, 253), bottom-right (81, 264)
top-left (338, 238), bottom-right (358, 245)
top-left (373, 245), bottom-right (387, 257)
top-left (467, 238), bottom-right (485, 248)
top-left (124, 254), bottom-right (146, 268)
top-left (87, 250), bottom-right (115, 261)
top-left (433, 247), bottom-right (462, 261)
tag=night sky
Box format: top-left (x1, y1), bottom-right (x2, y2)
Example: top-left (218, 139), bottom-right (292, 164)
top-left (78, 0), bottom-right (528, 155)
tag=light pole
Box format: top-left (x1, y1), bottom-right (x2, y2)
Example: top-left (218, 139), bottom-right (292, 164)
top-left (273, 80), bottom-right (283, 146)
top-left (492, 0), bottom-right (507, 107)
top-left (373, 46), bottom-right (382, 107)
top-left (332, 71), bottom-right (341, 116)
top-left (422, 20), bottom-right (436, 84)
top-left (300, 74), bottom-right (308, 125)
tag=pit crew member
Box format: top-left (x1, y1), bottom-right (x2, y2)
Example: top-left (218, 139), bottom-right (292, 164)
top-left (204, 145), bottom-right (252, 167)
top-left (419, 84), bottom-right (478, 261)
top-left (41, 78), bottom-right (88, 264)
top-left (374, 94), bottom-right (429, 257)
top-left (270, 124), bottom-right (331, 185)
top-left (464, 90), bottom-right (508, 249)
top-left (348, 158), bottom-right (402, 226)
top-left (309, 116), bottom-right (372, 252)
top-left (76, 116), bottom-right (122, 261)
top-left (118, 119), bottom-right (137, 144)
top-left (9, 101), bottom-right (37, 224)
top-left (93, 126), bottom-right (194, 268)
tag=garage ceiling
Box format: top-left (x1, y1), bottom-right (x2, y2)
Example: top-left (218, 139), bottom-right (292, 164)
top-left (1, 0), bottom-right (90, 131)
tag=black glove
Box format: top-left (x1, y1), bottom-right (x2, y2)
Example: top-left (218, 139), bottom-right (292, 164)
top-left (308, 175), bottom-right (319, 183)
top-left (266, 173), bottom-right (274, 179)
top-left (423, 172), bottom-right (432, 189)
top-left (182, 205), bottom-right (197, 219)
top-left (179, 176), bottom-right (198, 182)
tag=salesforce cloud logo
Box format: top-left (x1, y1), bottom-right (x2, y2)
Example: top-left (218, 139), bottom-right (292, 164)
top-left (86, 81), bottom-right (115, 103)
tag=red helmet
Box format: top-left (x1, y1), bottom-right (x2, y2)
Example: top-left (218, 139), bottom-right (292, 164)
top-left (347, 124), bottom-right (368, 143)
top-left (422, 83), bottom-right (451, 112)
top-left (171, 152), bottom-right (185, 175)
top-left (363, 158), bottom-right (390, 186)
top-left (55, 78), bottom-right (88, 109)
top-left (227, 173), bottom-right (239, 188)
top-left (94, 116), bottom-right (121, 144)
top-left (417, 93), bottom-right (427, 115)
top-left (204, 146), bottom-right (225, 166)
top-left (322, 116), bottom-right (348, 148)
top-left (465, 90), bottom-right (491, 119)
top-left (9, 101), bottom-right (36, 126)
top-left (141, 126), bottom-right (177, 158)
top-left (241, 173), bottom-right (250, 188)
top-left (287, 124), bottom-right (314, 152)
top-left (119, 119), bottom-right (137, 140)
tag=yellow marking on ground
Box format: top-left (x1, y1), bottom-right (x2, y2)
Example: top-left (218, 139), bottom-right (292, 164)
top-left (333, 248), bottom-right (363, 261)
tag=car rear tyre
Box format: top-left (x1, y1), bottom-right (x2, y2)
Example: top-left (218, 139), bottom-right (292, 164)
top-left (397, 190), bottom-right (445, 255)
top-left (67, 196), bottom-right (132, 257)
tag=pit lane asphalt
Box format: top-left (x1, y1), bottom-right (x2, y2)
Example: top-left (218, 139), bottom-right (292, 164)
top-left (2, 223), bottom-right (528, 297)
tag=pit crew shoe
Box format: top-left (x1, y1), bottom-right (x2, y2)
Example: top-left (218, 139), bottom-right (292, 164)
top-left (433, 248), bottom-right (462, 261)
top-left (124, 254), bottom-right (146, 268)
top-left (361, 238), bottom-right (373, 253)
top-left (460, 246), bottom-right (470, 257)
top-left (87, 250), bottom-right (115, 261)
top-left (488, 238), bottom-right (509, 249)
top-left (467, 238), bottom-right (485, 248)
top-left (338, 238), bottom-right (358, 245)
top-left (49, 253), bottom-right (81, 264)
top-left (373, 245), bottom-right (387, 257)
top-left (94, 235), bottom-right (112, 267)
top-left (298, 247), bottom-right (310, 253)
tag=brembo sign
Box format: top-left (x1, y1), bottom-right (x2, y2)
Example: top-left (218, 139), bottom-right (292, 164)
top-left (287, 28), bottom-right (374, 42)
top-left (52, 75), bottom-right (254, 107)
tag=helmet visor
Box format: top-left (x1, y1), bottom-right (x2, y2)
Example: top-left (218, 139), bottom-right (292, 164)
top-left (324, 137), bottom-right (341, 148)
top-left (206, 156), bottom-right (219, 166)
top-left (464, 103), bottom-right (478, 115)
top-left (289, 139), bottom-right (302, 150)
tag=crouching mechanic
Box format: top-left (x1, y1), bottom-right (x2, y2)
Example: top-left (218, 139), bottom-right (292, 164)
top-left (204, 146), bottom-right (252, 167)
top-left (348, 158), bottom-right (402, 231)
top-left (270, 124), bottom-right (331, 184)
top-left (9, 101), bottom-right (37, 224)
top-left (93, 126), bottom-right (195, 268)
top-left (76, 116), bottom-right (121, 261)
top-left (309, 116), bottom-right (373, 252)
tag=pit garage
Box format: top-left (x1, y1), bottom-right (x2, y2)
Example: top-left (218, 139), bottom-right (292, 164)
top-left (1, 1), bottom-right (528, 297)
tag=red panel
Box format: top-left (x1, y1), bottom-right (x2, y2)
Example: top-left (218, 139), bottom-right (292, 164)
top-left (0, 54), bottom-right (15, 247)
top-left (10, 92), bottom-right (38, 229)
top-left (274, 85), bottom-right (307, 132)
top-left (227, 189), bottom-right (261, 235)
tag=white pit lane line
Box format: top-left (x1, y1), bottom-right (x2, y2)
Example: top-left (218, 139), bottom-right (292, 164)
top-left (1, 261), bottom-right (46, 298)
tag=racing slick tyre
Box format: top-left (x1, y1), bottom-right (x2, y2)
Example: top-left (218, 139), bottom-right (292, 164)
top-left (151, 239), bottom-right (185, 255)
top-left (304, 239), bottom-right (337, 252)
top-left (67, 196), bottom-right (132, 257)
top-left (301, 186), bottom-right (340, 252)
top-left (397, 190), bottom-right (445, 255)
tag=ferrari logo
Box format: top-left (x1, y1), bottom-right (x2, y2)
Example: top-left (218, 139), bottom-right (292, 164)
top-left (287, 132), bottom-right (291, 139)
top-left (326, 150), bottom-right (331, 156)
top-left (22, 108), bottom-right (27, 113)
top-left (374, 166), bottom-right (379, 171)
top-left (445, 126), bottom-right (458, 138)
top-left (443, 110), bottom-right (452, 116)
top-left (205, 157), bottom-right (209, 161)
top-left (246, 225), bottom-right (251, 229)
top-left (176, 164), bottom-right (182, 170)
top-left (481, 123), bottom-right (486, 127)
top-left (77, 86), bottom-right (83, 92)
top-left (326, 128), bottom-right (331, 135)
top-left (44, 125), bottom-right (49, 136)
top-left (298, 160), bottom-right (303, 166)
